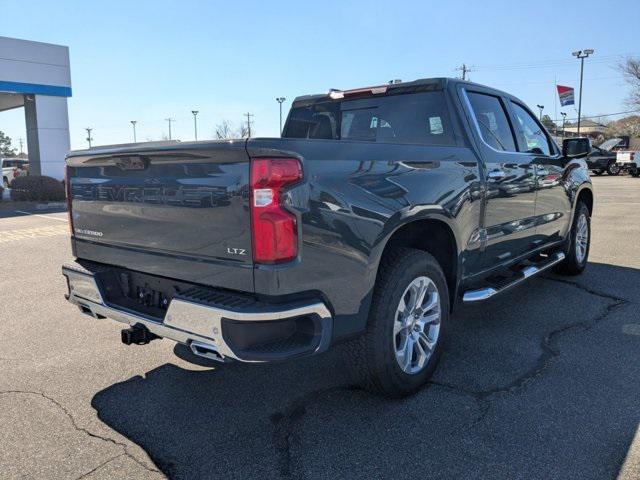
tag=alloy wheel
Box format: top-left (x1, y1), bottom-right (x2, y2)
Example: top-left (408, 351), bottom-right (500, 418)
top-left (575, 214), bottom-right (589, 264)
top-left (393, 276), bottom-right (441, 374)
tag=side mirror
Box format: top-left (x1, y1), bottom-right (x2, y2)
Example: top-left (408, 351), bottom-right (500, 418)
top-left (562, 137), bottom-right (591, 159)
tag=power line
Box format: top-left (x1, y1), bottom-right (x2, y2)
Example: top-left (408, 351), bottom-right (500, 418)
top-left (549, 109), bottom-right (640, 123)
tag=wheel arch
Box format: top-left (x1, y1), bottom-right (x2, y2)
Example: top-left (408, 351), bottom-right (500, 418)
top-left (576, 186), bottom-right (594, 216)
top-left (375, 218), bottom-right (460, 311)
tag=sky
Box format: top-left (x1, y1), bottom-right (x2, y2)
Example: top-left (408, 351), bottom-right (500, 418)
top-left (1, 0), bottom-right (639, 151)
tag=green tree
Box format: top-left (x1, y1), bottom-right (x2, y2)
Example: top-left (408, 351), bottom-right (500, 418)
top-left (541, 115), bottom-right (557, 133)
top-left (0, 131), bottom-right (17, 157)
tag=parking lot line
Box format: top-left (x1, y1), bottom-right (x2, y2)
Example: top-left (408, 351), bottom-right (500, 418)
top-left (14, 210), bottom-right (69, 222)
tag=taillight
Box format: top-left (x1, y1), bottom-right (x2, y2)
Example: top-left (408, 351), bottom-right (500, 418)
top-left (64, 165), bottom-right (74, 234)
top-left (250, 157), bottom-right (302, 264)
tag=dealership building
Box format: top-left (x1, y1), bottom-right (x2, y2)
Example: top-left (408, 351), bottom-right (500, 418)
top-left (0, 36), bottom-right (71, 180)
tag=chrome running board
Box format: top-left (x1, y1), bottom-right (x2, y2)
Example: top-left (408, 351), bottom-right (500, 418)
top-left (463, 251), bottom-right (565, 303)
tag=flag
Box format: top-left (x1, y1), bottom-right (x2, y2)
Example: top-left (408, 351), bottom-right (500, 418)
top-left (557, 85), bottom-right (575, 106)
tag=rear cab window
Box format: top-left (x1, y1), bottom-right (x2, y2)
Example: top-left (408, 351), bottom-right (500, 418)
top-left (283, 91), bottom-right (455, 146)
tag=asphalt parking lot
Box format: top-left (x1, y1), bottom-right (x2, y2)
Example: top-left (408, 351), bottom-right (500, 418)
top-left (0, 175), bottom-right (639, 480)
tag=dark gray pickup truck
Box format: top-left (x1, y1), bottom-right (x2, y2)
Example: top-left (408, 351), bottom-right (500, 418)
top-left (62, 78), bottom-right (593, 396)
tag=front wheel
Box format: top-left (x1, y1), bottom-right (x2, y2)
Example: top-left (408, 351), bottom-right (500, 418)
top-left (607, 163), bottom-right (621, 176)
top-left (346, 248), bottom-right (449, 397)
top-left (554, 201), bottom-right (590, 276)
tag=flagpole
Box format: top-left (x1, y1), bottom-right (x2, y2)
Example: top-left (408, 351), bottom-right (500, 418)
top-left (554, 75), bottom-right (558, 136)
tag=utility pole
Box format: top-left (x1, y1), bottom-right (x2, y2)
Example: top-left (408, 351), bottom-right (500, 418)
top-left (560, 112), bottom-right (567, 138)
top-left (245, 112), bottom-right (254, 138)
top-left (165, 118), bottom-right (174, 140)
top-left (536, 104), bottom-right (544, 121)
top-left (572, 49), bottom-right (594, 135)
top-left (191, 110), bottom-right (199, 141)
top-left (130, 120), bottom-right (137, 143)
top-left (18, 138), bottom-right (24, 156)
top-left (85, 128), bottom-right (93, 148)
top-left (276, 97), bottom-right (286, 136)
top-left (456, 63), bottom-right (473, 81)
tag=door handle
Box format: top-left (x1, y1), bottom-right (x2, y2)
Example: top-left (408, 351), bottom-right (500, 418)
top-left (487, 169), bottom-right (506, 180)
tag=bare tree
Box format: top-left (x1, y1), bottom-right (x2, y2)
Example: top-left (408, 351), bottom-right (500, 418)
top-left (619, 57), bottom-right (640, 108)
top-left (214, 120), bottom-right (235, 139)
top-left (606, 115), bottom-right (640, 138)
top-left (214, 120), bottom-right (250, 139)
top-left (237, 122), bottom-right (250, 139)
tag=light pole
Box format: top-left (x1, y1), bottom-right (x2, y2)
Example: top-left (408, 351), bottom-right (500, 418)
top-left (85, 127), bottom-right (93, 148)
top-left (191, 110), bottom-right (199, 141)
top-left (165, 118), bottom-right (174, 140)
top-left (536, 104), bottom-right (544, 121)
top-left (560, 112), bottom-right (567, 137)
top-left (130, 120), bottom-right (137, 143)
top-left (276, 97), bottom-right (286, 135)
top-left (572, 49), bottom-right (594, 135)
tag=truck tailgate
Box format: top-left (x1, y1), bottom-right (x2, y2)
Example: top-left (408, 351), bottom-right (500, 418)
top-left (66, 142), bottom-right (254, 291)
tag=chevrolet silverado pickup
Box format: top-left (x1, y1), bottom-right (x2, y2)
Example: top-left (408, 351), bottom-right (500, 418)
top-left (62, 78), bottom-right (593, 397)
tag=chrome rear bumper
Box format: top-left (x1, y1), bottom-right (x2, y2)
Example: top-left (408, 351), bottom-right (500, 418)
top-left (62, 263), bottom-right (332, 362)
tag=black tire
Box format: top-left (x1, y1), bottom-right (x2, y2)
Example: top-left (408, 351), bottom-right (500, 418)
top-left (2, 177), bottom-right (8, 189)
top-left (345, 248), bottom-right (449, 398)
top-left (554, 201), bottom-right (590, 276)
top-left (592, 170), bottom-right (604, 176)
top-left (632, 170), bottom-right (640, 178)
top-left (607, 163), bottom-right (621, 176)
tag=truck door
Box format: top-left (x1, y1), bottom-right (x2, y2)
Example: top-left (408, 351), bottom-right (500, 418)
top-left (506, 101), bottom-right (572, 246)
top-left (462, 89), bottom-right (537, 269)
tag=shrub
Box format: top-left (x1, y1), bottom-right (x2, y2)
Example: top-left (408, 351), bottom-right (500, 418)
top-left (10, 175), bottom-right (65, 202)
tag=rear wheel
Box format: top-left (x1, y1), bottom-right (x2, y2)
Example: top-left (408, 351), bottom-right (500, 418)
top-left (346, 248), bottom-right (449, 397)
top-left (2, 177), bottom-right (8, 188)
top-left (554, 201), bottom-right (590, 276)
top-left (592, 170), bottom-right (604, 176)
top-left (607, 163), bottom-right (620, 176)
top-left (631, 170), bottom-right (640, 178)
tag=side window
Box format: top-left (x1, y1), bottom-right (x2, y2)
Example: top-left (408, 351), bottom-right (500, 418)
top-left (467, 92), bottom-right (517, 152)
top-left (340, 92), bottom-right (455, 146)
top-left (510, 102), bottom-right (552, 156)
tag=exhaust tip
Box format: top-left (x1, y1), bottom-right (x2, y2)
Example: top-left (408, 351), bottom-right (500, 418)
top-left (189, 341), bottom-right (226, 363)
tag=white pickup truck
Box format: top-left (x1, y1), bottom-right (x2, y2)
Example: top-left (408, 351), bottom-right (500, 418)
top-left (616, 151), bottom-right (638, 177)
top-left (1, 158), bottom-right (29, 187)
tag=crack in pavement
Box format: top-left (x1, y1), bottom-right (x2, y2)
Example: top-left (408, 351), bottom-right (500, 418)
top-left (432, 276), bottom-right (630, 422)
top-left (270, 381), bottom-right (488, 479)
top-left (270, 385), bottom-right (355, 479)
top-left (271, 276), bottom-right (632, 479)
top-left (0, 390), bottom-right (160, 476)
top-left (75, 453), bottom-right (125, 480)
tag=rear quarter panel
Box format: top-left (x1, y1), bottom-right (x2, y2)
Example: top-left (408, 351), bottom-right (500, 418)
top-left (247, 138), bottom-right (483, 339)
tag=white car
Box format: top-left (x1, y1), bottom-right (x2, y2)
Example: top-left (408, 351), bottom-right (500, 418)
top-left (1, 158), bottom-right (29, 187)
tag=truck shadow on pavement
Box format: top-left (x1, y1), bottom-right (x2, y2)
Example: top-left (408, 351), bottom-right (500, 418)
top-left (91, 262), bottom-right (640, 480)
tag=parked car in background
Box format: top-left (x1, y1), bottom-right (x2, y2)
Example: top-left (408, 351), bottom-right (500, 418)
top-left (62, 78), bottom-right (593, 397)
top-left (617, 150), bottom-right (639, 177)
top-left (614, 137), bottom-right (640, 177)
top-left (587, 138), bottom-right (623, 176)
top-left (1, 158), bottom-right (29, 187)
